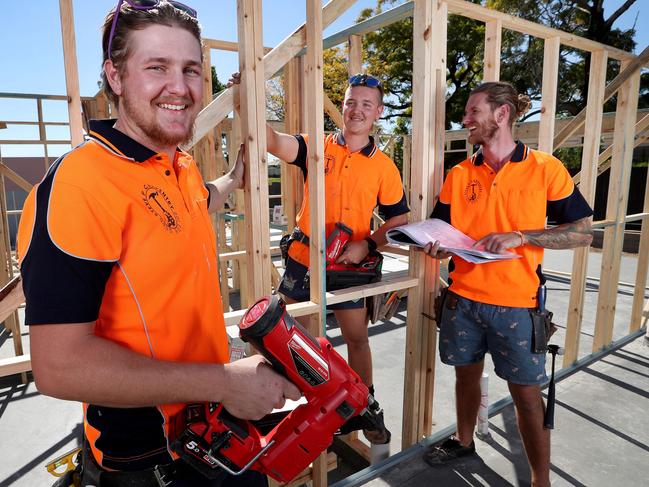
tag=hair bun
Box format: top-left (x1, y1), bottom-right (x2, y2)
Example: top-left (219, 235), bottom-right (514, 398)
top-left (517, 95), bottom-right (532, 118)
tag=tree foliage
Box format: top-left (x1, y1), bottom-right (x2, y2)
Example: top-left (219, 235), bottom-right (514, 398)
top-left (358, 0), bottom-right (640, 130)
top-left (211, 67), bottom-right (226, 95)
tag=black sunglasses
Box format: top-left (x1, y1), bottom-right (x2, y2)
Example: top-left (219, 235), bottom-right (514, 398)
top-left (349, 73), bottom-right (382, 88)
top-left (107, 0), bottom-right (198, 61)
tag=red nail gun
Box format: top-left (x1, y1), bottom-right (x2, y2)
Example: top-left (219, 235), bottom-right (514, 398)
top-left (324, 222), bottom-right (383, 290)
top-left (171, 295), bottom-right (388, 483)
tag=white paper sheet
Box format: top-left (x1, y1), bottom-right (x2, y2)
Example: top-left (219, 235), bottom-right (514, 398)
top-left (386, 218), bottom-right (520, 264)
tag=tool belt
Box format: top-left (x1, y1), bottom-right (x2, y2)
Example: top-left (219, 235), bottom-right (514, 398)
top-left (79, 440), bottom-right (185, 487)
top-left (279, 227), bottom-right (309, 265)
top-left (530, 308), bottom-right (558, 354)
top-left (280, 227), bottom-right (383, 291)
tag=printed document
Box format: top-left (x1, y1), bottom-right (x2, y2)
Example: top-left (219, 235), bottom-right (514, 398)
top-left (386, 218), bottom-right (520, 264)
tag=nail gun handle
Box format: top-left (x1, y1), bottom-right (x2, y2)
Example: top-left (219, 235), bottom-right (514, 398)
top-left (326, 222), bottom-right (354, 262)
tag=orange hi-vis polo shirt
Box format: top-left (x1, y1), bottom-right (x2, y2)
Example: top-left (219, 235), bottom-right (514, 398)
top-left (431, 142), bottom-right (593, 308)
top-left (288, 132), bottom-right (409, 267)
top-left (17, 119), bottom-right (229, 471)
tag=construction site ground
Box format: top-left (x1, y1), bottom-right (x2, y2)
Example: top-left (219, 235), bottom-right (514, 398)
top-left (0, 243), bottom-right (647, 486)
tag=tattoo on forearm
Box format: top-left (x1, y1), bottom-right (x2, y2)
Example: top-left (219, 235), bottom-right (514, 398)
top-left (523, 218), bottom-right (593, 249)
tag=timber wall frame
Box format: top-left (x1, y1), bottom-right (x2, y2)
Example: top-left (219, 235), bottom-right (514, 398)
top-left (1, 1), bottom-right (648, 485)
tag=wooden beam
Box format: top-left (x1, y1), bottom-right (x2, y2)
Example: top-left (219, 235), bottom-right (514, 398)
top-left (483, 19), bottom-right (501, 81)
top-left (195, 46), bottom-right (217, 183)
top-left (203, 38), bottom-right (272, 53)
top-left (445, 0), bottom-right (635, 61)
top-left (348, 34), bottom-right (363, 75)
top-left (553, 45), bottom-right (649, 149)
top-left (186, 0), bottom-right (356, 149)
top-left (562, 50), bottom-right (607, 367)
top-left (592, 65), bottom-right (641, 351)
top-left (305, 0), bottom-right (326, 322)
top-left (0, 163), bottom-right (33, 193)
top-left (323, 93), bottom-right (344, 129)
top-left (325, 274), bottom-right (418, 304)
top-left (0, 275), bottom-right (23, 325)
top-left (0, 355), bottom-right (31, 378)
top-left (630, 144), bottom-right (649, 333)
top-left (421, 0), bottom-right (447, 440)
top-left (537, 37), bottom-right (560, 153)
top-left (573, 113), bottom-right (649, 185)
top-left (402, 0), bottom-right (437, 449)
top-left (237, 0), bottom-right (272, 304)
top-left (58, 0), bottom-right (84, 147)
top-left (304, 1), bottom-right (327, 480)
top-left (323, 2), bottom-right (413, 50)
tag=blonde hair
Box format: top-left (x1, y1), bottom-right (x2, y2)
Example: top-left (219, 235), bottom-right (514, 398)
top-left (471, 82), bottom-right (531, 126)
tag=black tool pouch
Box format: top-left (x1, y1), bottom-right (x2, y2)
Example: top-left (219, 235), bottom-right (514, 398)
top-left (530, 309), bottom-right (557, 354)
top-left (279, 233), bottom-right (291, 265)
top-left (325, 251), bottom-right (383, 291)
top-left (433, 286), bottom-right (449, 328)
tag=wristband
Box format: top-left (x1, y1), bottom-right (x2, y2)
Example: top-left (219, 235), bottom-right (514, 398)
top-left (513, 230), bottom-right (525, 247)
top-left (365, 236), bottom-right (378, 252)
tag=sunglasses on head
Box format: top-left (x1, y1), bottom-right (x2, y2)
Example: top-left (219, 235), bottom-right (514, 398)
top-left (107, 0), bottom-right (198, 61)
top-left (349, 73), bottom-right (382, 88)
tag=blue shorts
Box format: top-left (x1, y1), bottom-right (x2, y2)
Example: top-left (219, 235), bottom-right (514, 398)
top-left (278, 257), bottom-right (366, 310)
top-left (438, 292), bottom-right (547, 385)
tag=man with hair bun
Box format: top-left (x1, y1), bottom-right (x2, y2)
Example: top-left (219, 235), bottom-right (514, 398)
top-left (422, 81), bottom-right (593, 487)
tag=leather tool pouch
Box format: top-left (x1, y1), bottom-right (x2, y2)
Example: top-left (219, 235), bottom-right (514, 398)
top-left (279, 233), bottom-right (291, 264)
top-left (433, 286), bottom-right (454, 328)
top-left (530, 309), bottom-right (557, 354)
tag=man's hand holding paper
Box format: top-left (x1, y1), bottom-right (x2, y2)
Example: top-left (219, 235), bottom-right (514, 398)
top-left (386, 218), bottom-right (521, 264)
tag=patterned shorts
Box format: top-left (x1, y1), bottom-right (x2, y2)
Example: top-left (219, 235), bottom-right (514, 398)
top-left (438, 292), bottom-right (547, 385)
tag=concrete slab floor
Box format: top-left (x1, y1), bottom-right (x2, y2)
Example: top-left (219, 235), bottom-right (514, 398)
top-left (352, 334), bottom-right (649, 487)
top-left (0, 247), bottom-right (647, 486)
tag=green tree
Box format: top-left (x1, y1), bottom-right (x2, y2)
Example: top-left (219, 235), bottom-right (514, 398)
top-left (359, 0), bottom-right (639, 129)
top-left (211, 67), bottom-right (226, 95)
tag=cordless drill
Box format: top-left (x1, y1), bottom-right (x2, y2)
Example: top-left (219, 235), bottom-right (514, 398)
top-left (172, 295), bottom-right (388, 483)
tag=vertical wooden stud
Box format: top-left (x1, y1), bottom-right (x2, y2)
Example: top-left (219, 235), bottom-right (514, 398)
top-left (483, 19), bottom-right (501, 82)
top-left (58, 0), bottom-right (84, 147)
top-left (237, 0), bottom-right (272, 305)
top-left (592, 64), bottom-right (641, 351)
top-left (538, 37), bottom-right (560, 153)
top-left (348, 34), bottom-right (362, 75)
top-left (563, 50), bottom-right (607, 366)
top-left (402, 0), bottom-right (436, 448)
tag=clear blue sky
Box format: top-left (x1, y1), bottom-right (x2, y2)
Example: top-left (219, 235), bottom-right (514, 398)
top-left (0, 0), bottom-right (647, 158)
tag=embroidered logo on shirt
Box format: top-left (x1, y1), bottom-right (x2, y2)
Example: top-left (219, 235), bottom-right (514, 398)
top-left (464, 179), bottom-right (483, 203)
top-left (141, 185), bottom-right (181, 233)
top-left (324, 154), bottom-right (335, 174)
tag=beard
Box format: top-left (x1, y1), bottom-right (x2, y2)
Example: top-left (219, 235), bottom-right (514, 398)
top-left (468, 117), bottom-right (499, 146)
top-left (120, 93), bottom-right (197, 148)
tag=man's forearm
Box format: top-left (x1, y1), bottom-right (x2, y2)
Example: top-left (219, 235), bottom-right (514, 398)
top-left (206, 174), bottom-right (239, 213)
top-left (372, 213), bottom-right (409, 247)
top-left (31, 325), bottom-right (226, 407)
top-left (522, 217), bottom-right (593, 249)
